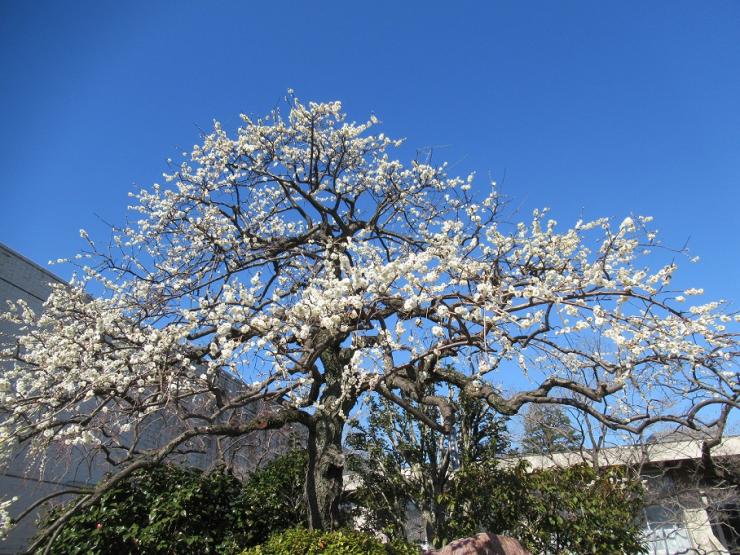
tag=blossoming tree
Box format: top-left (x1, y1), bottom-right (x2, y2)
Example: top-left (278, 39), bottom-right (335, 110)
top-left (1, 96), bottom-right (738, 549)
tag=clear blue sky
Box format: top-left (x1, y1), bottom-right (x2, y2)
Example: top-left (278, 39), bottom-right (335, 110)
top-left (1, 1), bottom-right (739, 306)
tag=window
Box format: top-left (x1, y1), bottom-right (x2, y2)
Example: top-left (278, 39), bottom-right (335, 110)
top-left (644, 505), bottom-right (694, 555)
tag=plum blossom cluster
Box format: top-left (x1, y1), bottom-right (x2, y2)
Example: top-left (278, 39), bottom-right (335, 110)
top-left (1, 95), bottom-right (738, 543)
top-left (0, 496), bottom-right (15, 540)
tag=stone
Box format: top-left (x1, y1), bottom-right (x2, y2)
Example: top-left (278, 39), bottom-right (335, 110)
top-left (425, 533), bottom-right (532, 555)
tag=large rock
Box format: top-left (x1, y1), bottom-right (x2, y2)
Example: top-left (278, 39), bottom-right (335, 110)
top-left (425, 533), bottom-right (532, 555)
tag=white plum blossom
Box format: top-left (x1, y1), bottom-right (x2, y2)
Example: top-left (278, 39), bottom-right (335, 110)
top-left (1, 96), bottom-right (737, 547)
top-left (0, 497), bottom-right (16, 540)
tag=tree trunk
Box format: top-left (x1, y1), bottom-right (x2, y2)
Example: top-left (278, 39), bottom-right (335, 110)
top-left (305, 411), bottom-right (345, 530)
top-left (304, 341), bottom-right (357, 530)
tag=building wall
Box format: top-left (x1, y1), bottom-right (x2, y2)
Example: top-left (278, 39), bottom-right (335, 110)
top-left (1, 244), bottom-right (72, 553)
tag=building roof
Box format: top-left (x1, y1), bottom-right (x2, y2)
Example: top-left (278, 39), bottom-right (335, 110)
top-left (505, 435), bottom-right (740, 471)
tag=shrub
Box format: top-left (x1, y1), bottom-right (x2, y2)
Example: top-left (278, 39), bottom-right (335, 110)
top-left (36, 464), bottom-right (246, 554)
top-left (452, 462), bottom-right (646, 554)
top-left (35, 450), bottom-right (308, 554)
top-left (237, 449), bottom-right (308, 547)
top-left (241, 528), bottom-right (419, 555)
top-left (513, 464), bottom-right (647, 554)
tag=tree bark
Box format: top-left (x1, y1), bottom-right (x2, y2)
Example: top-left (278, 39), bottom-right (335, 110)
top-left (305, 411), bottom-right (345, 530)
top-left (303, 341), bottom-right (358, 530)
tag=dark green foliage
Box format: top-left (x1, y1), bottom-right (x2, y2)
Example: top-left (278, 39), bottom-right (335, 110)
top-left (518, 465), bottom-right (647, 554)
top-left (238, 449), bottom-right (308, 547)
top-left (521, 404), bottom-right (583, 455)
top-left (453, 462), bottom-right (647, 554)
top-left (36, 464), bottom-right (246, 554)
top-left (240, 528), bottom-right (419, 555)
top-left (36, 450), bottom-right (308, 554)
top-left (348, 388), bottom-right (645, 553)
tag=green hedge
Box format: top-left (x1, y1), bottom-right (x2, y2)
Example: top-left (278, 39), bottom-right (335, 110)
top-left (36, 464), bottom-right (246, 554)
top-left (35, 450), bottom-right (308, 554)
top-left (237, 449), bottom-right (308, 547)
top-left (241, 528), bottom-right (419, 555)
top-left (451, 462), bottom-right (646, 554)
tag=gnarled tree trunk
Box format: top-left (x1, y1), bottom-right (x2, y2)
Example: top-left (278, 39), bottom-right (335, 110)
top-left (304, 342), bottom-right (357, 530)
top-left (305, 411), bottom-right (345, 530)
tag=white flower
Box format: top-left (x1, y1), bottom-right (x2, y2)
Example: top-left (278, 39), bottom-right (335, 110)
top-left (619, 217), bottom-right (634, 231)
top-left (2, 96), bottom-right (736, 538)
top-left (0, 496), bottom-right (18, 540)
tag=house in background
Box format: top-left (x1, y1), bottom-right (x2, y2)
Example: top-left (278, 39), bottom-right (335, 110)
top-left (0, 243), bottom-right (302, 553)
top-left (513, 436), bottom-right (740, 555)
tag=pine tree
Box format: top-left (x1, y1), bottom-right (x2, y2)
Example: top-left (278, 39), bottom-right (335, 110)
top-left (521, 404), bottom-right (582, 454)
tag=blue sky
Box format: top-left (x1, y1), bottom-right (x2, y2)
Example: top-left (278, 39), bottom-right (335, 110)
top-left (1, 1), bottom-right (739, 307)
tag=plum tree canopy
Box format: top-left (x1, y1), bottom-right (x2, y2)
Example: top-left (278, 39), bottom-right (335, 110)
top-left (1, 95), bottom-right (737, 549)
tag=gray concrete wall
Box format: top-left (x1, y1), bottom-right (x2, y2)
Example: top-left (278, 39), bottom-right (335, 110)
top-left (1, 243), bottom-right (71, 553)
